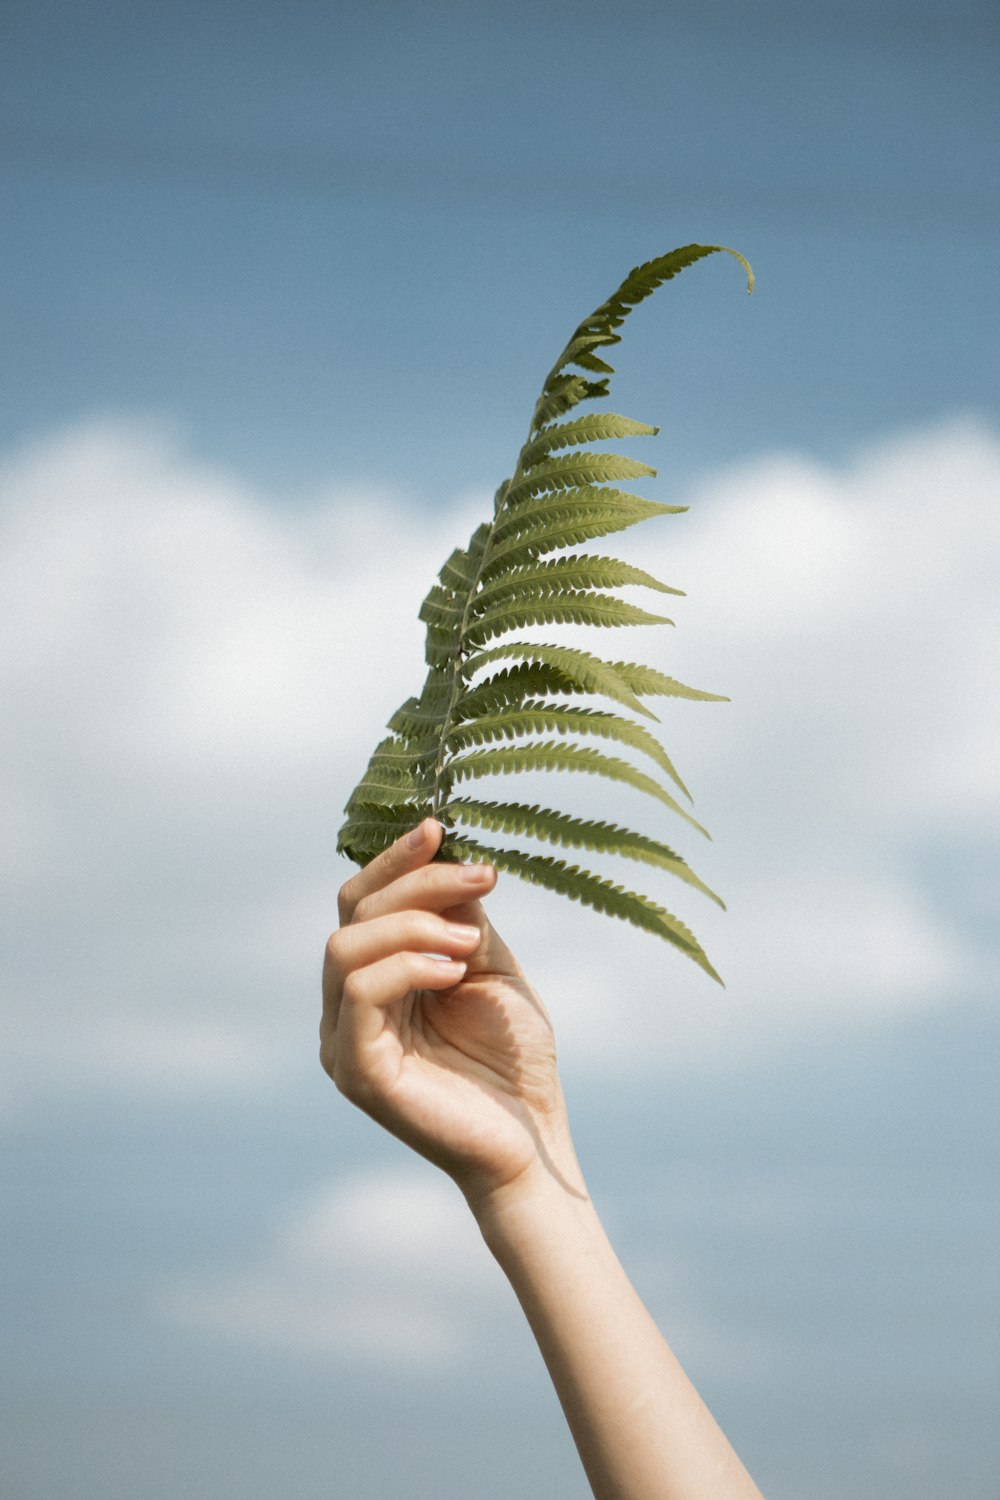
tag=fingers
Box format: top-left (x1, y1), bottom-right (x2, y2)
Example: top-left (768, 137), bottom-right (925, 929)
top-left (339, 819), bottom-right (497, 928)
top-left (322, 915), bottom-right (473, 1099)
top-left (338, 817), bottom-right (444, 924)
top-left (331, 950), bottom-right (468, 1096)
top-left (351, 860), bottom-right (497, 926)
top-left (325, 908), bottom-right (482, 991)
top-left (323, 820), bottom-right (501, 1090)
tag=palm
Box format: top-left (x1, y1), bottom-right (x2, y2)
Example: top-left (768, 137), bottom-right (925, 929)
top-left (372, 907), bottom-right (562, 1194)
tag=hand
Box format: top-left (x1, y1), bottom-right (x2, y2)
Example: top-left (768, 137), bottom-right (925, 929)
top-left (321, 818), bottom-right (580, 1208)
top-left (323, 822), bottom-right (766, 1500)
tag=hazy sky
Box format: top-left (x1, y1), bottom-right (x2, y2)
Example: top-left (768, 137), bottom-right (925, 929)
top-left (4, 0), bottom-right (998, 492)
top-left (2, 4), bottom-right (998, 1498)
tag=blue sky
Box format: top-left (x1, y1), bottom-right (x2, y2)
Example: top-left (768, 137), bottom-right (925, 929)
top-left (4, 0), bottom-right (998, 495)
top-left (2, 4), bottom-right (998, 1498)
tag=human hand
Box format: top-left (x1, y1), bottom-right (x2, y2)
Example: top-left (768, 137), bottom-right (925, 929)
top-left (322, 825), bottom-right (766, 1500)
top-left (321, 819), bottom-right (581, 1209)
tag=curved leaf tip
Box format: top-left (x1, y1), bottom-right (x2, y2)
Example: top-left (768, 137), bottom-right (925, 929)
top-left (716, 244), bottom-right (755, 294)
top-left (338, 243), bottom-right (749, 979)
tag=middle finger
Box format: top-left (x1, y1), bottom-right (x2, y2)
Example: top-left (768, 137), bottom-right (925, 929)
top-left (350, 860), bottom-right (496, 926)
top-left (325, 908), bottom-right (482, 994)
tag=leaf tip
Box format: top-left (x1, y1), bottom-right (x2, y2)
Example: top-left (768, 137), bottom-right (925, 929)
top-left (716, 244), bottom-right (755, 296)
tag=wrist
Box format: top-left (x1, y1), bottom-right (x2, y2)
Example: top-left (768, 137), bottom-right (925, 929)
top-left (468, 1143), bottom-right (597, 1263)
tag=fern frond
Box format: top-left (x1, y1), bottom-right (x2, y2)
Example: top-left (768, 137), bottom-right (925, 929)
top-left (442, 836), bottom-right (723, 983)
top-left (447, 741), bottom-right (708, 838)
top-left (491, 485), bottom-right (674, 541)
top-left (482, 497), bottom-right (682, 577)
top-left (472, 554), bottom-right (683, 610)
top-left (575, 244), bottom-right (754, 339)
top-left (547, 330), bottom-right (621, 374)
top-left (506, 452), bottom-right (656, 504)
top-left (454, 662), bottom-right (586, 719)
top-left (520, 414), bottom-right (658, 466)
top-left (608, 660), bottom-right (731, 703)
top-left (438, 524), bottom-right (490, 590)
top-left (418, 584), bottom-right (464, 630)
top-left (443, 703), bottom-right (691, 798)
top-left (472, 554), bottom-right (683, 611)
top-left (465, 591), bottom-right (672, 646)
top-left (345, 767), bottom-right (433, 812)
top-left (439, 797), bottom-right (721, 905)
top-left (338, 243), bottom-right (753, 979)
top-left (339, 800), bottom-right (427, 863)
top-left (531, 374), bottom-right (610, 429)
top-left (461, 642), bottom-right (657, 720)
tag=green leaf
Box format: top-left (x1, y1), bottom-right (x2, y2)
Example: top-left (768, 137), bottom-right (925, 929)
top-left (531, 374), bottom-right (610, 430)
top-left (575, 244), bottom-right (754, 339)
top-left (342, 736), bottom-right (437, 812)
top-left (447, 740), bottom-right (709, 838)
top-left (337, 241), bottom-right (752, 974)
top-left (609, 660), bottom-right (730, 703)
top-left (472, 553), bottom-right (683, 609)
top-left (338, 800), bottom-right (428, 862)
top-left (483, 496), bottom-right (681, 577)
top-left (464, 591), bottom-right (673, 645)
top-left (520, 414), bottom-right (657, 467)
top-left (461, 641), bottom-right (656, 719)
top-left (442, 836), bottom-right (723, 983)
top-left (455, 662), bottom-right (586, 719)
top-left (491, 485), bottom-right (676, 541)
top-left (441, 797), bottom-right (722, 905)
top-left (443, 702), bottom-right (691, 798)
top-left (543, 330), bottom-right (622, 383)
top-left (506, 451), bottom-right (656, 504)
top-left (418, 583), bottom-right (464, 629)
top-left (386, 698), bottom-right (446, 741)
top-left (437, 523), bottom-right (490, 591)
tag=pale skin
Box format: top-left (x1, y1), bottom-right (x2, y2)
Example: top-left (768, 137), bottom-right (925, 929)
top-left (321, 817), bottom-right (765, 1500)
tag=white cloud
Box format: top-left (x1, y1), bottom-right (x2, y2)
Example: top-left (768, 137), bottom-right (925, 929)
top-left (158, 1167), bottom-right (509, 1367)
top-left (157, 1164), bottom-right (746, 1378)
top-left (515, 418), bottom-right (997, 1068)
top-left (676, 418), bottom-right (1000, 828)
top-left (0, 417), bottom-right (479, 1114)
top-left (0, 414), bottom-right (996, 1114)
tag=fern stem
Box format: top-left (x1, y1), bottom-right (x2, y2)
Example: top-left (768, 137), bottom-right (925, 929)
top-left (429, 460), bottom-right (533, 817)
top-left (430, 499), bottom-right (504, 816)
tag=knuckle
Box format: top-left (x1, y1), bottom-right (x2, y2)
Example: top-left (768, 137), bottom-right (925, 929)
top-left (402, 950), bottom-right (428, 984)
top-left (330, 1052), bottom-right (349, 1093)
top-left (325, 928), bottom-right (348, 967)
top-left (337, 877), bottom-right (358, 925)
top-left (340, 971), bottom-right (365, 1008)
top-left (331, 1054), bottom-right (353, 1098)
top-left (331, 1053), bottom-right (372, 1106)
top-left (352, 893), bottom-right (373, 926)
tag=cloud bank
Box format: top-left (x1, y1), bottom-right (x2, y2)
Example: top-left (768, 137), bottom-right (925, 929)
top-left (1, 415), bottom-right (996, 1116)
top-left (158, 1168), bottom-right (509, 1367)
top-left (157, 1163), bottom-right (756, 1380)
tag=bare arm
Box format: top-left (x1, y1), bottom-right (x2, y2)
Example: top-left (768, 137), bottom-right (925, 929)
top-left (321, 818), bottom-right (764, 1500)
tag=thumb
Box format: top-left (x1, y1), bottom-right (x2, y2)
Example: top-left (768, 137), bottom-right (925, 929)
top-left (440, 889), bottom-right (524, 979)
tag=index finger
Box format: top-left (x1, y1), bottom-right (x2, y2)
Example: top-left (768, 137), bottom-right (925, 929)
top-left (338, 817), bottom-right (444, 925)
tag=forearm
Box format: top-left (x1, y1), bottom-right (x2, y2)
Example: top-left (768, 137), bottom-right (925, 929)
top-left (473, 1164), bottom-right (764, 1500)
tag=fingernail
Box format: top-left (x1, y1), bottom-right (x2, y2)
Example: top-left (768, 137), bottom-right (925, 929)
top-left (432, 957), bottom-right (466, 970)
top-left (407, 820), bottom-right (428, 848)
top-left (460, 863), bottom-right (495, 884)
top-left (445, 922), bottom-right (480, 943)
